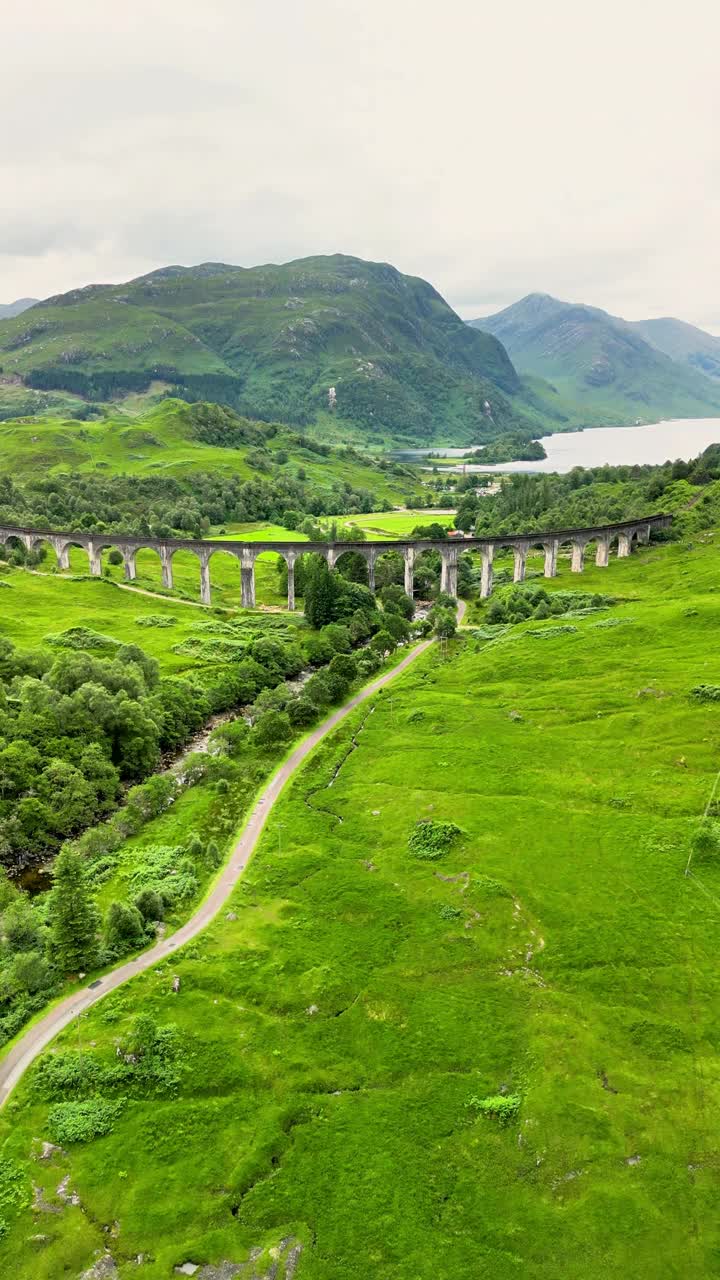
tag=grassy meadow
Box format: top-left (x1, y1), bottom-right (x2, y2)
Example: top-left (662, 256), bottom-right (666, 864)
top-left (319, 509), bottom-right (455, 539)
top-left (0, 566), bottom-right (306, 672)
top-left (2, 531), bottom-right (720, 1276)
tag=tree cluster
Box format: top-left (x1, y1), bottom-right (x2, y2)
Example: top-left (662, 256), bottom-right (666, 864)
top-left (472, 447), bottom-right (720, 536)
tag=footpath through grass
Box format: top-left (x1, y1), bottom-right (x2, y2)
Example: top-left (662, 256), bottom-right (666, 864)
top-left (2, 534), bottom-right (720, 1277)
top-left (0, 566), bottom-right (303, 674)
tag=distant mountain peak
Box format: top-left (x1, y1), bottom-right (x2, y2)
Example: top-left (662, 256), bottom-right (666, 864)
top-left (470, 292), bottom-right (720, 422)
top-left (632, 315), bottom-right (720, 382)
top-left (0, 297), bottom-right (38, 320)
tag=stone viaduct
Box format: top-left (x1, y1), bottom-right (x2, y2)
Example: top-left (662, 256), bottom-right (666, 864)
top-left (0, 515), bottom-right (671, 609)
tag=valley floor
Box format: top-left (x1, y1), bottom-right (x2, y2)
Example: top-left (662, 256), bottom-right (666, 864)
top-left (3, 536), bottom-right (720, 1277)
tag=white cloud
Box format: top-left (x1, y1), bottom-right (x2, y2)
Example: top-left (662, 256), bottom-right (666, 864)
top-left (2, 0), bottom-right (719, 330)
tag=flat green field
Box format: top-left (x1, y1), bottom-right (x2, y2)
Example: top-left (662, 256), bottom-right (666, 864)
top-left (3, 534), bottom-right (720, 1277)
top-left (320, 509), bottom-right (455, 538)
top-left (210, 523), bottom-right (311, 542)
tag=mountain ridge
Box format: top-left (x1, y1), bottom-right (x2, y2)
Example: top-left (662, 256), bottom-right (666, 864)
top-left (0, 298), bottom-right (38, 320)
top-left (471, 293), bottom-right (720, 425)
top-left (631, 315), bottom-right (720, 382)
top-left (0, 254), bottom-right (529, 445)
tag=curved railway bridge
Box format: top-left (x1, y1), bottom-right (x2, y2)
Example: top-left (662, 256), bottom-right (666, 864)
top-left (0, 514), bottom-right (671, 608)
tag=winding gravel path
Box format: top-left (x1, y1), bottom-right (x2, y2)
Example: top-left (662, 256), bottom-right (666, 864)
top-left (0, 610), bottom-right (464, 1106)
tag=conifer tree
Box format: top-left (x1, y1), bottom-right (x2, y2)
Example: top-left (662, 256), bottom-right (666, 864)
top-left (303, 557), bottom-right (340, 628)
top-left (48, 846), bottom-right (99, 974)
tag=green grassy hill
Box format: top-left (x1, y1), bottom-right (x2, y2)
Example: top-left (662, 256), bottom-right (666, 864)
top-left (472, 294), bottom-right (720, 426)
top-left (0, 398), bottom-right (415, 505)
top-left (0, 256), bottom-right (531, 447)
top-left (2, 531), bottom-right (720, 1277)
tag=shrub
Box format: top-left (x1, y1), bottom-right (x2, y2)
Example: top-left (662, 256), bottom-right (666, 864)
top-left (118, 1013), bottom-right (185, 1093)
top-left (105, 901), bottom-right (148, 955)
top-left (329, 652), bottom-right (357, 682)
top-left (134, 889), bottom-right (165, 922)
top-left (407, 820), bottom-right (462, 860)
top-left (186, 833), bottom-right (203, 859)
top-left (127, 845), bottom-right (198, 904)
top-left (691, 684), bottom-right (720, 703)
top-left (134, 615), bottom-right (177, 628)
top-left (32, 1050), bottom-right (104, 1100)
top-left (48, 1097), bottom-right (126, 1144)
top-left (466, 1094), bottom-right (521, 1124)
top-left (688, 821), bottom-right (720, 864)
top-left (473, 874), bottom-right (512, 898)
top-left (526, 625), bottom-right (578, 638)
top-left (44, 626), bottom-right (120, 652)
top-left (288, 698), bottom-right (317, 728)
top-left (254, 709), bottom-right (292, 748)
top-left (0, 1155), bottom-right (26, 1228)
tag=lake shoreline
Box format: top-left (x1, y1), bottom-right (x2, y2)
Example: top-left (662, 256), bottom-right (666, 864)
top-left (392, 416), bottom-right (720, 475)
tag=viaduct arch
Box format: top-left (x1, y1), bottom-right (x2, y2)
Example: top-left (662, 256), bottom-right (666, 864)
top-left (0, 515), bottom-right (672, 610)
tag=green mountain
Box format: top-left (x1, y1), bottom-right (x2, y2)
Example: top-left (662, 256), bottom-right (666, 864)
top-left (631, 316), bottom-right (720, 383)
top-left (0, 297), bottom-right (38, 319)
top-left (471, 293), bottom-right (720, 425)
top-left (0, 256), bottom-right (531, 446)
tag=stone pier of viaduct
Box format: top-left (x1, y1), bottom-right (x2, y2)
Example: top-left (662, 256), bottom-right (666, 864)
top-left (0, 515), bottom-right (672, 609)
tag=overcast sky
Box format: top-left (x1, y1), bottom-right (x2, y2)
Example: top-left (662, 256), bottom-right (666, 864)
top-left (2, 0), bottom-right (719, 328)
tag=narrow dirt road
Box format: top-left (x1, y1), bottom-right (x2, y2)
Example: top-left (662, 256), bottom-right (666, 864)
top-left (0, 611), bottom-right (463, 1106)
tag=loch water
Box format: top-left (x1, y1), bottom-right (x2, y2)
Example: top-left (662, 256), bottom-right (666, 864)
top-left (394, 417), bottom-right (720, 474)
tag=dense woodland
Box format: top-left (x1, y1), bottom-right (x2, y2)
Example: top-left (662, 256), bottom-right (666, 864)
top-left (0, 465), bottom-right (386, 542)
top-left (452, 445), bottom-right (720, 534)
